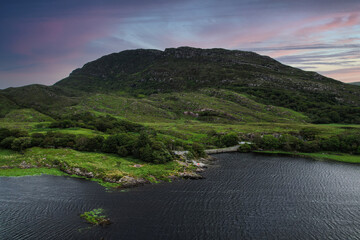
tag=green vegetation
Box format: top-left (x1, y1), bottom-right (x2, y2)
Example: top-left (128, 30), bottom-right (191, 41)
top-left (0, 47), bottom-right (359, 187)
top-left (53, 47), bottom-right (359, 124)
top-left (251, 129), bottom-right (360, 154)
top-left (258, 151), bottom-right (360, 164)
top-left (80, 208), bottom-right (110, 226)
top-left (0, 147), bottom-right (195, 187)
top-left (0, 167), bottom-right (65, 177)
top-left (1, 47), bottom-right (359, 124)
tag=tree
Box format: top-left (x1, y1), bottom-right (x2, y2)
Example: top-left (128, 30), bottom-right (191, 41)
top-left (299, 127), bottom-right (320, 141)
top-left (238, 143), bottom-right (251, 153)
top-left (30, 133), bottom-right (45, 147)
top-left (0, 128), bottom-right (11, 142)
top-left (220, 133), bottom-right (239, 147)
top-left (11, 137), bottom-right (32, 152)
top-left (102, 135), bottom-right (120, 153)
top-left (191, 142), bottom-right (206, 158)
top-left (260, 135), bottom-right (280, 150)
top-left (0, 137), bottom-right (15, 149)
top-left (279, 134), bottom-right (302, 151)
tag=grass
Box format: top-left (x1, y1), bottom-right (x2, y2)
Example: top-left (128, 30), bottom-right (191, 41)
top-left (2, 109), bottom-right (54, 122)
top-left (80, 208), bottom-right (110, 226)
top-left (0, 147), bottom-right (194, 187)
top-left (32, 127), bottom-right (104, 137)
top-left (257, 150), bottom-right (360, 163)
top-left (62, 90), bottom-right (309, 124)
top-left (0, 167), bottom-right (65, 177)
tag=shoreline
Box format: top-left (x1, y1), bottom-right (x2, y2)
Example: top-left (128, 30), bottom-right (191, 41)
top-left (254, 150), bottom-right (360, 164)
top-left (0, 148), bottom-right (218, 188)
top-left (1, 147), bottom-right (359, 189)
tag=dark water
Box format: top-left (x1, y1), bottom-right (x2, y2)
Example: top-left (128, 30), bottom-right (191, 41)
top-left (2, 153), bottom-right (360, 240)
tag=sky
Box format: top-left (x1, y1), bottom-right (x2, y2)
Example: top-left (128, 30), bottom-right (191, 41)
top-left (0, 0), bottom-right (359, 89)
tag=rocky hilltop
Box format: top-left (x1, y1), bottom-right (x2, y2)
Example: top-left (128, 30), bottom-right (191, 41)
top-left (56, 47), bottom-right (344, 95)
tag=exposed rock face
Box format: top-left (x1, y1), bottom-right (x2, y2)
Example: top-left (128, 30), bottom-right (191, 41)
top-left (178, 172), bottom-right (204, 179)
top-left (62, 167), bottom-right (94, 178)
top-left (118, 176), bottom-right (148, 188)
top-left (19, 161), bottom-right (36, 169)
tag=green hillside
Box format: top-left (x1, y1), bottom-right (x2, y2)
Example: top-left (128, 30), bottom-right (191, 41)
top-left (66, 89), bottom-right (308, 124)
top-left (1, 47), bottom-right (359, 124)
top-left (1, 84), bottom-right (82, 117)
top-left (0, 93), bottom-right (19, 117)
top-left (55, 47), bottom-right (360, 123)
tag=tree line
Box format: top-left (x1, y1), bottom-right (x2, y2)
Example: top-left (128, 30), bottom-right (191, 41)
top-left (238, 128), bottom-right (360, 154)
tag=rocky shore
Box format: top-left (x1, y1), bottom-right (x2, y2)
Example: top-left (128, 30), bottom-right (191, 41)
top-left (56, 154), bottom-right (217, 189)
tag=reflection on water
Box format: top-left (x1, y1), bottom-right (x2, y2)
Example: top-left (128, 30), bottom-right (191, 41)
top-left (1, 153), bottom-right (360, 240)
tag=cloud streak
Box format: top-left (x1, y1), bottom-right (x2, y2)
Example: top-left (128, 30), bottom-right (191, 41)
top-left (0, 0), bottom-right (359, 88)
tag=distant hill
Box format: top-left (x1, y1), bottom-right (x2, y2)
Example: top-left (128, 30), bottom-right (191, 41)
top-left (349, 82), bottom-right (360, 86)
top-left (0, 84), bottom-right (82, 117)
top-left (1, 47), bottom-right (360, 123)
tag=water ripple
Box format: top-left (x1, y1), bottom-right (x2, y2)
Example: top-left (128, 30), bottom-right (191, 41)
top-left (2, 153), bottom-right (360, 239)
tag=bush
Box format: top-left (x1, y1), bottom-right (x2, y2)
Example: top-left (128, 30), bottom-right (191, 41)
top-left (299, 127), bottom-right (320, 141)
top-left (31, 133), bottom-right (45, 147)
top-left (10, 129), bottom-right (28, 138)
top-left (102, 135), bottom-right (120, 153)
top-left (301, 141), bottom-right (320, 153)
top-left (117, 146), bottom-right (129, 157)
top-left (279, 134), bottom-right (302, 151)
top-left (320, 137), bottom-right (340, 151)
top-left (0, 136), bottom-right (15, 149)
top-left (49, 120), bottom-right (77, 129)
top-left (213, 133), bottom-right (239, 148)
top-left (191, 142), bottom-right (206, 158)
top-left (0, 128), bottom-right (11, 142)
top-left (136, 144), bottom-right (153, 162)
top-left (42, 132), bottom-right (76, 148)
top-left (11, 137), bottom-right (32, 152)
top-left (220, 133), bottom-right (239, 147)
top-left (102, 133), bottom-right (136, 154)
top-left (260, 135), bottom-right (280, 150)
top-left (133, 132), bottom-right (173, 163)
top-left (75, 136), bottom-right (104, 152)
top-left (238, 143), bottom-right (251, 153)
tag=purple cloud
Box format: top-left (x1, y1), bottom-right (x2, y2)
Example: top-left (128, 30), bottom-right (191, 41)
top-left (0, 0), bottom-right (359, 88)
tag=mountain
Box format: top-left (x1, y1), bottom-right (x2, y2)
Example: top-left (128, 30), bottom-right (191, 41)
top-left (1, 47), bottom-right (360, 123)
top-left (349, 82), bottom-right (360, 86)
top-left (56, 47), bottom-right (345, 94)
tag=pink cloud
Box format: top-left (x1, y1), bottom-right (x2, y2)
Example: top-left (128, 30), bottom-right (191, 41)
top-left (0, 63), bottom-right (75, 88)
top-left (295, 13), bottom-right (360, 37)
top-left (321, 67), bottom-right (360, 83)
top-left (11, 16), bottom-right (111, 57)
top-left (266, 49), bottom-right (302, 58)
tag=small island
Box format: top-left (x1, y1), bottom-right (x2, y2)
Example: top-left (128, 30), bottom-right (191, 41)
top-left (80, 208), bottom-right (111, 226)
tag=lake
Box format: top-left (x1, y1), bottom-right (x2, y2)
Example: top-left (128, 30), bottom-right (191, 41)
top-left (1, 153), bottom-right (360, 240)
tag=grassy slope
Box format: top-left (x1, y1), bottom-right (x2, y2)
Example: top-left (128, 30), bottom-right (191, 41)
top-left (2, 109), bottom-right (54, 122)
top-left (0, 93), bottom-right (19, 117)
top-left (62, 89), bottom-right (309, 124)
